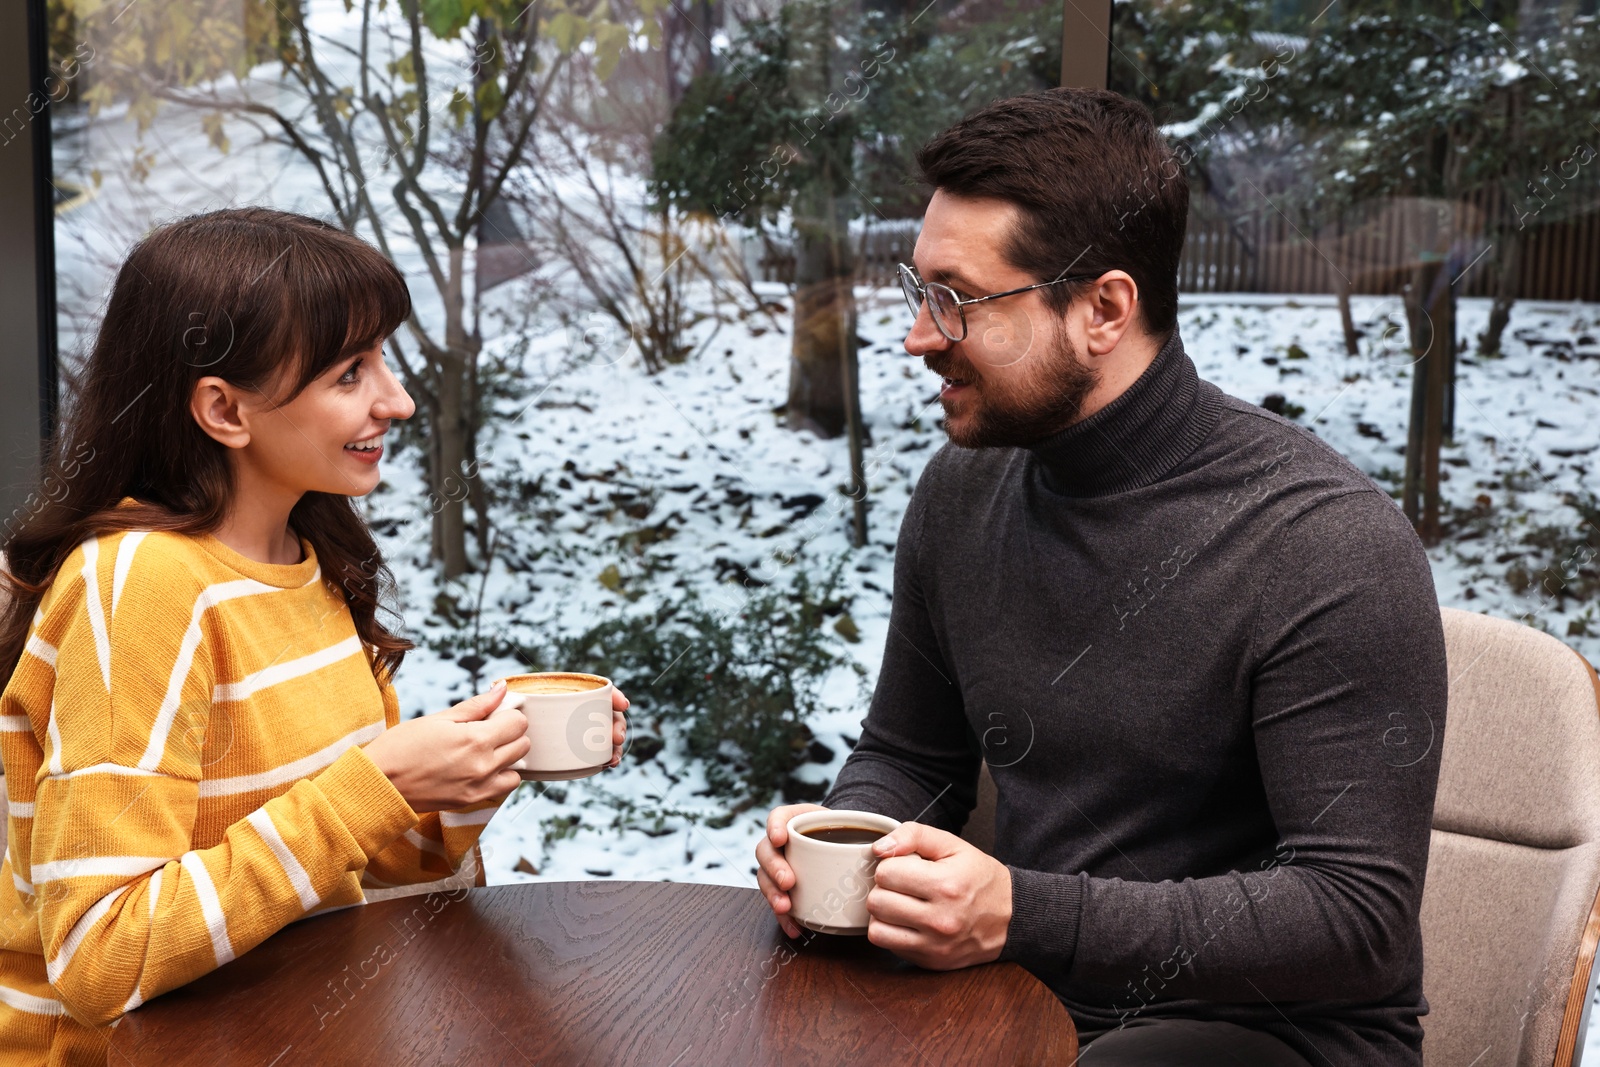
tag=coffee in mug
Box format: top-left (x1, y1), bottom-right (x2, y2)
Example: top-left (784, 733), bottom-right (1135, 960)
top-left (783, 809), bottom-right (901, 935)
top-left (506, 673), bottom-right (607, 696)
top-left (493, 672), bottom-right (615, 782)
top-left (799, 826), bottom-right (885, 845)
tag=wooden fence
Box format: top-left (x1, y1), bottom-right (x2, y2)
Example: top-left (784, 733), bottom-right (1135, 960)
top-left (1178, 187), bottom-right (1600, 301)
top-left (747, 188), bottom-right (1600, 302)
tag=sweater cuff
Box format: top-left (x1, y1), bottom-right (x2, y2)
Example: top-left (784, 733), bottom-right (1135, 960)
top-left (315, 745), bottom-right (419, 859)
top-left (999, 865), bottom-right (1086, 973)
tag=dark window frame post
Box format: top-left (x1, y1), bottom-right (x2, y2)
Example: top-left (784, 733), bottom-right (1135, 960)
top-left (1060, 0), bottom-right (1112, 90)
top-left (1, 0), bottom-right (58, 532)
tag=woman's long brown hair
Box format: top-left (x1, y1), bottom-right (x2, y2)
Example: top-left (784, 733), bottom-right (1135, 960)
top-left (0, 207), bottom-right (414, 685)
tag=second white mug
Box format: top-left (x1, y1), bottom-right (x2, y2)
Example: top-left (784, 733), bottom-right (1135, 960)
top-left (783, 808), bottom-right (901, 935)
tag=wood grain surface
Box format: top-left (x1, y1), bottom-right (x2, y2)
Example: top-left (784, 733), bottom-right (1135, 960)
top-left (109, 880), bottom-right (1076, 1066)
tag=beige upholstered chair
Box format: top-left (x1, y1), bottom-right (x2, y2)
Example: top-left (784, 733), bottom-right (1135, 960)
top-left (1421, 608), bottom-right (1600, 1067)
top-left (960, 607), bottom-right (1600, 1066)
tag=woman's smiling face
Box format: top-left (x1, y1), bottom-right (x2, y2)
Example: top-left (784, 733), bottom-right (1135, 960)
top-left (253, 342), bottom-right (417, 498)
top-left (193, 340), bottom-right (416, 501)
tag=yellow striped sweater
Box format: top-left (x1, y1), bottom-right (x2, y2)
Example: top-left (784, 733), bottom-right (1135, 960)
top-left (0, 524), bottom-right (497, 1065)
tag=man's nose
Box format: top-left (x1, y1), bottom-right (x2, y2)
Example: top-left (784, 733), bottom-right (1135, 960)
top-left (903, 301), bottom-right (953, 357)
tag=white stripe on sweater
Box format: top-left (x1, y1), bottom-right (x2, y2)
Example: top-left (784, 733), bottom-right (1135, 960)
top-left (0, 715), bottom-right (29, 732)
top-left (45, 699), bottom-right (63, 777)
top-left (196, 720), bottom-right (384, 798)
top-left (404, 828), bottom-right (447, 856)
top-left (23, 634), bottom-right (56, 670)
top-left (111, 531), bottom-right (148, 617)
top-left (43, 762), bottom-right (164, 781)
top-left (137, 576), bottom-right (293, 772)
top-left (440, 808), bottom-right (498, 828)
top-left (47, 885), bottom-right (128, 984)
top-left (7, 800), bottom-right (33, 818)
top-left (13, 870), bottom-right (33, 897)
top-left (213, 635), bottom-right (362, 704)
top-left (123, 866), bottom-right (162, 1015)
top-left (180, 852), bottom-right (234, 967)
top-left (79, 538), bottom-right (112, 692)
top-left (246, 808), bottom-right (320, 912)
top-left (0, 983), bottom-right (64, 1016)
top-left (31, 855), bottom-right (168, 883)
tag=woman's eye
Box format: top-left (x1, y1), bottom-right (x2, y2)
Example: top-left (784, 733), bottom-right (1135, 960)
top-left (339, 360), bottom-right (362, 384)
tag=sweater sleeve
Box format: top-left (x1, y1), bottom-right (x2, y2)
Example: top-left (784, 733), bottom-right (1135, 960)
top-left (359, 680), bottom-right (497, 890)
top-left (29, 548), bottom-right (419, 1027)
top-left (824, 459), bottom-right (981, 834)
top-left (999, 490), bottom-right (1447, 1005)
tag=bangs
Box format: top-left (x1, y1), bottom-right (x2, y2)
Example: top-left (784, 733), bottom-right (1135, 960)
top-left (273, 228), bottom-right (412, 397)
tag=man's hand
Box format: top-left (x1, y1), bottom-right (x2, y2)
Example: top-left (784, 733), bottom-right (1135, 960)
top-left (755, 803), bottom-right (829, 938)
top-left (866, 821), bottom-right (1013, 970)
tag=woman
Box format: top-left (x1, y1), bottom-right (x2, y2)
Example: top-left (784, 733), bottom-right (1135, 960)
top-left (0, 207), bottom-right (626, 1064)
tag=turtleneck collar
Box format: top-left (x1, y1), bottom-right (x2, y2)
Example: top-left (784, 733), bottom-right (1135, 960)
top-left (1026, 328), bottom-right (1221, 498)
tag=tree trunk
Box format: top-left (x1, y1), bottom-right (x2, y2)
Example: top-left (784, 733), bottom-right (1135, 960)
top-left (841, 297), bottom-right (868, 547)
top-left (786, 186), bottom-right (857, 438)
top-left (1337, 277), bottom-right (1359, 356)
top-left (432, 244), bottom-right (473, 578)
top-left (1402, 259), bottom-right (1451, 546)
top-left (434, 348), bottom-right (470, 578)
top-left (1479, 226), bottom-right (1522, 356)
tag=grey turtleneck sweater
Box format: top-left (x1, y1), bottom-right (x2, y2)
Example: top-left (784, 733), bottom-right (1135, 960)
top-left (824, 330), bottom-right (1447, 1066)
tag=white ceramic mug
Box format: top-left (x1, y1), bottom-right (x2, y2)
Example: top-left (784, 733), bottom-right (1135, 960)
top-left (492, 672), bottom-right (615, 782)
top-left (783, 809), bottom-right (901, 935)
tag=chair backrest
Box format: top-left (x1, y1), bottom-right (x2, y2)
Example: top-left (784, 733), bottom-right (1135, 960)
top-left (1420, 608), bottom-right (1600, 1067)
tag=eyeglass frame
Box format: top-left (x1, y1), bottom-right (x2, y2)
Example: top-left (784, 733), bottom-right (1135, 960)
top-left (896, 262), bottom-right (1100, 343)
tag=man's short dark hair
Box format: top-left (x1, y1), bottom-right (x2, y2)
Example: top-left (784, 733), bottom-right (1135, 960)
top-left (916, 86), bottom-right (1188, 337)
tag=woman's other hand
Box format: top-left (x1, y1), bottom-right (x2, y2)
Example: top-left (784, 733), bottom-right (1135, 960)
top-left (363, 682), bottom-right (529, 813)
top-left (607, 688), bottom-right (630, 768)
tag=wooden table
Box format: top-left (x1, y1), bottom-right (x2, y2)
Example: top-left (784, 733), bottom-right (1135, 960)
top-left (110, 880), bottom-right (1076, 1065)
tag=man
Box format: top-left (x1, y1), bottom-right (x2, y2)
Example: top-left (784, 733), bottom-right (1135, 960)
top-left (755, 87), bottom-right (1446, 1066)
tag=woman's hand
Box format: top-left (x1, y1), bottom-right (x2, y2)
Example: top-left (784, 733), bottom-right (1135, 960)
top-left (362, 682), bottom-right (529, 813)
top-left (607, 688), bottom-right (630, 768)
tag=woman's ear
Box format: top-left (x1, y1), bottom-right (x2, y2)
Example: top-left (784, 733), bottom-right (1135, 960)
top-left (1081, 270), bottom-right (1141, 357)
top-left (190, 376), bottom-right (251, 449)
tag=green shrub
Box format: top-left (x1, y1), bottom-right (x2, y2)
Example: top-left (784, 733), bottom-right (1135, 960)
top-left (541, 565), bottom-right (862, 807)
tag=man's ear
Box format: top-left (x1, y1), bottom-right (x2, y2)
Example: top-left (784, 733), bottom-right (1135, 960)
top-left (190, 376), bottom-right (251, 449)
top-left (1080, 270), bottom-right (1141, 357)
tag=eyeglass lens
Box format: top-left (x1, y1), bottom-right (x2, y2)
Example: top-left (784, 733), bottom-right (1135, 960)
top-left (899, 268), bottom-right (965, 341)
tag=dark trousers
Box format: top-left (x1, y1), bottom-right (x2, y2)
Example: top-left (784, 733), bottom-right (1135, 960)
top-left (1075, 1019), bottom-right (1314, 1066)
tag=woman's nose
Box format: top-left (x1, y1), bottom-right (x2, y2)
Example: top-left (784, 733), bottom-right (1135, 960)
top-left (373, 356), bottom-right (417, 420)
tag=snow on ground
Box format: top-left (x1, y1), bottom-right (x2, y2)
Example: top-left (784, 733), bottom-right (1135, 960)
top-left (45, 33), bottom-right (1600, 1030)
top-left (351, 289), bottom-right (1600, 897)
top-left (360, 287), bottom-right (1600, 1044)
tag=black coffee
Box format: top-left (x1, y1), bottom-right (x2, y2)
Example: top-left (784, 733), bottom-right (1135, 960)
top-left (801, 825), bottom-right (884, 845)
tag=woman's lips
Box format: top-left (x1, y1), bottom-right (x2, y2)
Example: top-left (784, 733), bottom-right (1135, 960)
top-left (344, 443), bottom-right (383, 464)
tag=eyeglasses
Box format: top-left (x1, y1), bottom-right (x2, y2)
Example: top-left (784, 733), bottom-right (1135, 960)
top-left (896, 262), bottom-right (1098, 343)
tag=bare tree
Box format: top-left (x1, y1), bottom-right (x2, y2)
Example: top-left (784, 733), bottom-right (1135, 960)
top-left (68, 0), bottom-right (636, 576)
